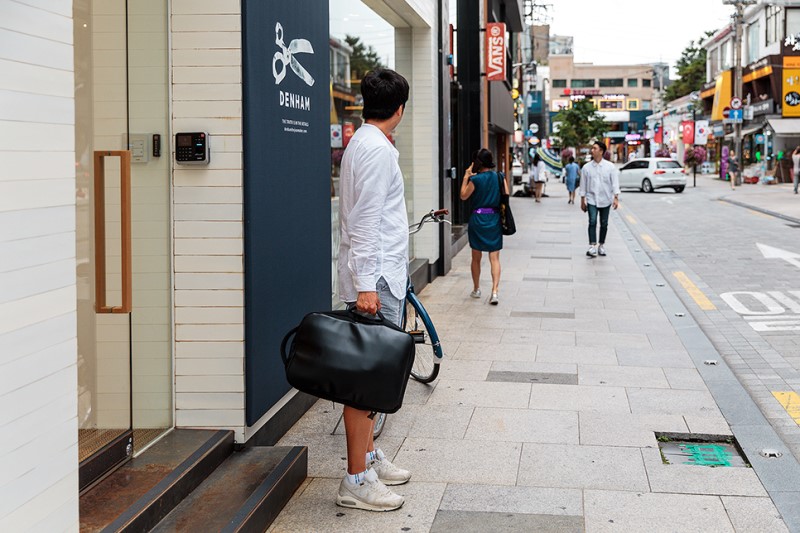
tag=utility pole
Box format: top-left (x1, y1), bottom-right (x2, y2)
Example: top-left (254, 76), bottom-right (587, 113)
top-left (724, 0), bottom-right (756, 186)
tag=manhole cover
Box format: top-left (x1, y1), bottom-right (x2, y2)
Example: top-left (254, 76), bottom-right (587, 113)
top-left (658, 439), bottom-right (748, 467)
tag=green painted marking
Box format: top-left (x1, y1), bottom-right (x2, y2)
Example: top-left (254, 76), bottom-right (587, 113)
top-left (680, 444), bottom-right (731, 466)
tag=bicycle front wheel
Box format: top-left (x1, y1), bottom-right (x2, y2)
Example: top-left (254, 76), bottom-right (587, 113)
top-left (404, 297), bottom-right (441, 383)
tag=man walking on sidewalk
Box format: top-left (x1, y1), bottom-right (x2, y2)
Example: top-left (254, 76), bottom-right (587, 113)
top-left (580, 141), bottom-right (620, 257)
top-left (336, 68), bottom-right (412, 512)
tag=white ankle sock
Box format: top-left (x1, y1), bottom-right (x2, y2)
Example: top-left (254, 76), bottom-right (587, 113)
top-left (366, 449), bottom-right (385, 463)
top-left (346, 469), bottom-right (368, 485)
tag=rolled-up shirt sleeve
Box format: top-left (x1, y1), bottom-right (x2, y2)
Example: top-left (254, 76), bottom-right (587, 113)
top-left (347, 145), bottom-right (391, 292)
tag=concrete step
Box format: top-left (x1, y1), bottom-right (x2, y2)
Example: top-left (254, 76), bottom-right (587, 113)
top-left (151, 446), bottom-right (307, 533)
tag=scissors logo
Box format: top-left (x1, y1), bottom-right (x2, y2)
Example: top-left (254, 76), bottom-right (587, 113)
top-left (272, 22), bottom-right (315, 86)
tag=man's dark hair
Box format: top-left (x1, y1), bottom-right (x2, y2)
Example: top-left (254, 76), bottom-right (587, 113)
top-left (361, 69), bottom-right (409, 120)
top-left (592, 140), bottom-right (607, 154)
top-left (568, 156), bottom-right (575, 163)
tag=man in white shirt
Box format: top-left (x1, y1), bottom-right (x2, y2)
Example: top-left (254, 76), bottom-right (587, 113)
top-left (579, 141), bottom-right (620, 257)
top-left (336, 69), bottom-right (411, 512)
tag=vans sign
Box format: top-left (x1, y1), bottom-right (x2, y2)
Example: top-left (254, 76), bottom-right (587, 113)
top-left (486, 23), bottom-right (506, 82)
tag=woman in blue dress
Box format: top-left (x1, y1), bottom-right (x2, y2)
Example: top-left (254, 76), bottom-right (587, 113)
top-left (564, 155), bottom-right (580, 204)
top-left (459, 149), bottom-right (506, 305)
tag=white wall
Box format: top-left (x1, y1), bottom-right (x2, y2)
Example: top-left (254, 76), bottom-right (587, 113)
top-left (171, 0), bottom-right (247, 442)
top-left (0, 1), bottom-right (80, 531)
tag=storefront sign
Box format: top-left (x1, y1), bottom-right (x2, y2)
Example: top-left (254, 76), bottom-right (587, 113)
top-left (783, 56), bottom-right (800, 117)
top-left (486, 23), bottom-right (506, 81)
top-left (568, 89), bottom-right (600, 96)
top-left (242, 0), bottom-right (331, 424)
top-left (750, 98), bottom-right (774, 116)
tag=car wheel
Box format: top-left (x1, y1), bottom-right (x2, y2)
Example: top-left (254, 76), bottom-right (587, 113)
top-left (674, 186), bottom-right (685, 193)
top-left (642, 178), bottom-right (653, 193)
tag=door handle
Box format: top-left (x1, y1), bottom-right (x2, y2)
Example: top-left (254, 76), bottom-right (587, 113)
top-left (94, 150), bottom-right (132, 313)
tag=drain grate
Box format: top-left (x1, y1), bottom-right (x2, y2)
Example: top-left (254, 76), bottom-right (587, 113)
top-left (656, 433), bottom-right (749, 467)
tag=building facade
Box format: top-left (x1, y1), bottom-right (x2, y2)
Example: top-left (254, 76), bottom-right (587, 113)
top-left (548, 53), bottom-right (660, 161)
top-left (0, 0), bottom-right (448, 528)
top-left (696, 2), bottom-right (800, 178)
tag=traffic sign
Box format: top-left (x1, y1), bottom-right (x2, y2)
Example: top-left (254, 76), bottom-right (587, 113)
top-left (730, 97), bottom-right (742, 109)
top-left (530, 123), bottom-right (539, 134)
top-left (728, 108), bottom-right (743, 123)
top-left (722, 107), bottom-right (731, 119)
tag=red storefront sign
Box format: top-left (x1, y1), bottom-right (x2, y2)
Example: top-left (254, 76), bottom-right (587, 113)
top-left (343, 121), bottom-right (355, 147)
top-left (681, 121), bottom-right (695, 144)
top-left (486, 22), bottom-right (506, 81)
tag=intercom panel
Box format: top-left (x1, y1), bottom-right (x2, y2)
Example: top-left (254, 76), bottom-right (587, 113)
top-left (175, 132), bottom-right (210, 164)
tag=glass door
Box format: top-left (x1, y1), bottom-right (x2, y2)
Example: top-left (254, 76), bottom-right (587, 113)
top-left (74, 0), bottom-right (172, 489)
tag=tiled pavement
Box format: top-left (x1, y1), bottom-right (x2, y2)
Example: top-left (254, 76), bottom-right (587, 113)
top-left (270, 186), bottom-right (791, 532)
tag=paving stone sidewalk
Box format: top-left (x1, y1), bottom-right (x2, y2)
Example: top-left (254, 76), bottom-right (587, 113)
top-left (269, 189), bottom-right (789, 532)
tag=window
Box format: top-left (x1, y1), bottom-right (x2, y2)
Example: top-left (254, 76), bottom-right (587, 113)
top-left (627, 78), bottom-right (638, 87)
top-left (747, 21), bottom-right (760, 64)
top-left (552, 79), bottom-right (567, 88)
top-left (766, 6), bottom-right (782, 45)
top-left (642, 79), bottom-right (652, 87)
top-left (642, 100), bottom-right (652, 110)
top-left (627, 99), bottom-right (639, 110)
top-left (599, 100), bottom-right (623, 110)
top-left (709, 48), bottom-right (720, 78)
top-left (721, 40), bottom-right (731, 70)
top-left (657, 161), bottom-right (682, 169)
top-left (570, 79), bottom-right (595, 88)
top-left (599, 78), bottom-right (623, 87)
top-left (787, 9), bottom-right (800, 39)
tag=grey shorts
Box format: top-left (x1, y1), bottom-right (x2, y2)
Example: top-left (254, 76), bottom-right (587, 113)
top-left (347, 277), bottom-right (404, 327)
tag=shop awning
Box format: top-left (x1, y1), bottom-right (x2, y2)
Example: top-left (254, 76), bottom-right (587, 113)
top-left (723, 124), bottom-right (763, 139)
top-left (767, 118), bottom-right (800, 136)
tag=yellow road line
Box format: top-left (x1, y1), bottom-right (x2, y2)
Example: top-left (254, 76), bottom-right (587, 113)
top-left (673, 271), bottom-right (717, 310)
top-left (641, 233), bottom-right (662, 252)
top-left (773, 391), bottom-right (800, 425)
top-left (747, 209), bottom-right (771, 219)
top-left (626, 215), bottom-right (637, 224)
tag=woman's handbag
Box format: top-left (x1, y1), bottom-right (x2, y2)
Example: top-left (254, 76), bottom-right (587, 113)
top-left (497, 172), bottom-right (516, 236)
top-left (280, 309), bottom-right (415, 414)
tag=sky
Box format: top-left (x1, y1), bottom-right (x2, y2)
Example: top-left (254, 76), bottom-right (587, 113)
top-left (330, 0), bottom-right (738, 79)
top-left (548, 0), bottom-right (735, 76)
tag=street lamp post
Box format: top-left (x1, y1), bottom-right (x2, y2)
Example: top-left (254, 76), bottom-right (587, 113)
top-left (724, 0), bottom-right (757, 186)
top-left (690, 90), bottom-right (700, 188)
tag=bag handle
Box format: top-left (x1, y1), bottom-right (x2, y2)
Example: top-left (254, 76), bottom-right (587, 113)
top-left (280, 325), bottom-right (299, 366)
top-left (346, 304), bottom-right (389, 325)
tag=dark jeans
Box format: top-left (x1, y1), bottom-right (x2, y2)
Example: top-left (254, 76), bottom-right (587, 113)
top-left (587, 204), bottom-right (610, 244)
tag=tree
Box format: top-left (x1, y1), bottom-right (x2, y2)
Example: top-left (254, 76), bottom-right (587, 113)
top-left (345, 35), bottom-right (385, 81)
top-left (664, 31), bottom-right (715, 102)
top-left (552, 99), bottom-right (608, 151)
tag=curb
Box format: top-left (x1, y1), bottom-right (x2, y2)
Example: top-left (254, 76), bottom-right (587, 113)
top-left (718, 197), bottom-right (800, 225)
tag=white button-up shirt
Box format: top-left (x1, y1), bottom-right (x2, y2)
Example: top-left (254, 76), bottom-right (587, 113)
top-left (579, 158), bottom-right (620, 208)
top-left (338, 124), bottom-right (409, 302)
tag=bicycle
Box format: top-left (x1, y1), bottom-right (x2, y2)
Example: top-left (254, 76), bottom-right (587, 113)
top-left (330, 209), bottom-right (450, 439)
top-left (372, 208), bottom-right (449, 438)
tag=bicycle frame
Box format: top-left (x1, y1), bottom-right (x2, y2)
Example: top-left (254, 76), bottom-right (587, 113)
top-left (403, 282), bottom-right (444, 361)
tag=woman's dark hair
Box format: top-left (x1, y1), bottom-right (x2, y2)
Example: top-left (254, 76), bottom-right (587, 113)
top-left (361, 69), bottom-right (410, 120)
top-left (568, 156), bottom-right (575, 163)
top-left (532, 154), bottom-right (541, 165)
top-left (471, 148), bottom-right (495, 171)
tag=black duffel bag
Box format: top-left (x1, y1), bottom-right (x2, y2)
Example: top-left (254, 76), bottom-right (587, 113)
top-left (280, 309), bottom-right (415, 414)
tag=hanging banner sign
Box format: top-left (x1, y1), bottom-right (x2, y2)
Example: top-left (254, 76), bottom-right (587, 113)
top-left (486, 22), bottom-right (506, 81)
top-left (681, 121), bottom-right (695, 144)
top-left (694, 120), bottom-right (709, 145)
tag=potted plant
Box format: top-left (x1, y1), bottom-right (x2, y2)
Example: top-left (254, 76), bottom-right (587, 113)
top-left (684, 146), bottom-right (706, 169)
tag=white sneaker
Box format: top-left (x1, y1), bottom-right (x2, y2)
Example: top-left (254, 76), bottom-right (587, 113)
top-left (586, 246), bottom-right (598, 257)
top-left (370, 451), bottom-right (411, 486)
top-left (598, 245), bottom-right (606, 256)
top-left (489, 293), bottom-right (499, 305)
top-left (470, 289), bottom-right (481, 299)
top-left (336, 468), bottom-right (404, 511)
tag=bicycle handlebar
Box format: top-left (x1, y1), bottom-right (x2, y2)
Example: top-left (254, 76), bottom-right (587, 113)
top-left (409, 208), bottom-right (451, 235)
